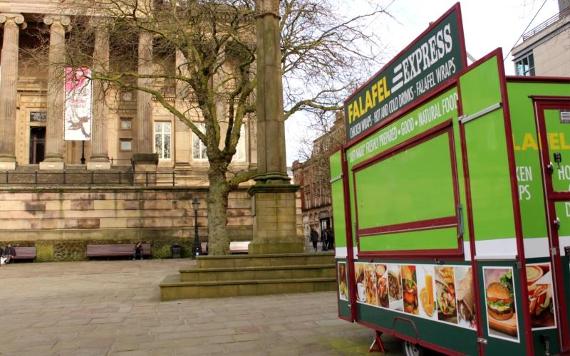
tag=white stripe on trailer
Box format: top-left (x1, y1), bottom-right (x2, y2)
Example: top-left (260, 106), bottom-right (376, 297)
top-left (463, 237), bottom-right (517, 260)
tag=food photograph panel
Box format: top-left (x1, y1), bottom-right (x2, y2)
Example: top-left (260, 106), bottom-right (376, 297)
top-left (526, 263), bottom-right (556, 330)
top-left (435, 266), bottom-right (458, 324)
top-left (401, 265), bottom-right (419, 315)
top-left (482, 267), bottom-right (520, 343)
top-left (387, 264), bottom-right (404, 311)
top-left (455, 266), bottom-right (476, 329)
top-left (338, 262), bottom-right (348, 301)
top-left (416, 265), bottom-right (437, 320)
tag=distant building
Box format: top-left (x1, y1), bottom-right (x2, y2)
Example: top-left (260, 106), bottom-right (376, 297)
top-left (292, 112), bottom-right (345, 238)
top-left (512, 0), bottom-right (570, 76)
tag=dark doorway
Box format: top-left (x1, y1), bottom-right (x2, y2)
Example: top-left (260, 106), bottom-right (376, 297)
top-left (29, 127), bottom-right (46, 164)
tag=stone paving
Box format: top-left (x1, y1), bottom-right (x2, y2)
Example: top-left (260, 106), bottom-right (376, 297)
top-left (0, 259), bottom-right (404, 356)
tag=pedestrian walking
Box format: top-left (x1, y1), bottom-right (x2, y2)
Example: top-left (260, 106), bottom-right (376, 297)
top-left (322, 228), bottom-right (329, 251)
top-left (310, 227), bottom-right (319, 252)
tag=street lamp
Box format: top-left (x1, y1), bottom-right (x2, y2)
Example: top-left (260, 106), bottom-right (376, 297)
top-left (192, 197), bottom-right (200, 258)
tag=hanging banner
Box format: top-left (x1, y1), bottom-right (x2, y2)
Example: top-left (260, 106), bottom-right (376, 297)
top-left (344, 5), bottom-right (466, 141)
top-left (64, 67), bottom-right (92, 141)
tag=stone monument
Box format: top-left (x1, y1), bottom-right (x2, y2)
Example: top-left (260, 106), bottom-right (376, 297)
top-left (248, 0), bottom-right (303, 254)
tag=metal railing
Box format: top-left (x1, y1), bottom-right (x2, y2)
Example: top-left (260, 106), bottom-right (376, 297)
top-left (0, 171), bottom-right (181, 187)
top-left (522, 7), bottom-right (570, 41)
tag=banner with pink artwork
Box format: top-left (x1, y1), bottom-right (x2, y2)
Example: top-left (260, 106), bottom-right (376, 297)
top-left (64, 67), bottom-right (92, 141)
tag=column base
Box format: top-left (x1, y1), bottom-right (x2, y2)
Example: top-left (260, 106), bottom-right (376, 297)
top-left (87, 161), bottom-right (111, 170)
top-left (248, 182), bottom-right (303, 255)
top-left (132, 153), bottom-right (158, 185)
top-left (39, 161), bottom-right (64, 170)
top-left (0, 161), bottom-right (16, 171)
top-left (248, 240), bottom-right (304, 254)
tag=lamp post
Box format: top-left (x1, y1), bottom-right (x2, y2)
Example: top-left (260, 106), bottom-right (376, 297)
top-left (192, 197), bottom-right (200, 257)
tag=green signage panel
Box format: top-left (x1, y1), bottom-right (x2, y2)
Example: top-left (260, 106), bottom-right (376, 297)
top-left (344, 5), bottom-right (465, 141)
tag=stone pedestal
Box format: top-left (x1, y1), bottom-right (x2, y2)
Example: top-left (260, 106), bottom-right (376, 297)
top-left (248, 182), bottom-right (304, 254)
top-left (132, 153), bottom-right (158, 185)
top-left (0, 161), bottom-right (16, 171)
top-left (86, 161), bottom-right (111, 170)
top-left (39, 161), bottom-right (65, 170)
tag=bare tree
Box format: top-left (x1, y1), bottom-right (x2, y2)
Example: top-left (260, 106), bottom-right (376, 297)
top-left (40, 0), bottom-right (388, 255)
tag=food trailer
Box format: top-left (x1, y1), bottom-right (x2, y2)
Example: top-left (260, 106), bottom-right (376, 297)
top-left (331, 3), bottom-right (570, 355)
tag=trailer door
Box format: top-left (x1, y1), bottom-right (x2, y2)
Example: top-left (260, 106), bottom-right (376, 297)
top-left (534, 99), bottom-right (570, 354)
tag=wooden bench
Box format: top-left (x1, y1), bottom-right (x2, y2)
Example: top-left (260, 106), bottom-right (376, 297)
top-left (229, 241), bottom-right (250, 254)
top-left (12, 247), bottom-right (36, 261)
top-left (86, 243), bottom-right (151, 258)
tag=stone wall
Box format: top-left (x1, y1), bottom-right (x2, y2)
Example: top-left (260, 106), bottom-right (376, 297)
top-left (0, 187), bottom-right (252, 261)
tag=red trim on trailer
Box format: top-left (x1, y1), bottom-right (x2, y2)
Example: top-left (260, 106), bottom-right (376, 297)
top-left (497, 48), bottom-right (534, 355)
top-left (533, 99), bottom-right (570, 353)
top-left (456, 67), bottom-right (485, 356)
top-left (455, 2), bottom-right (468, 71)
top-left (351, 123), bottom-right (463, 258)
top-left (357, 320), bottom-right (465, 356)
top-left (359, 216), bottom-right (457, 236)
top-left (358, 249), bottom-right (465, 259)
top-left (344, 3), bottom-right (465, 104)
top-left (352, 121), bottom-right (453, 172)
top-left (507, 76), bottom-right (570, 84)
top-left (341, 148), bottom-right (358, 322)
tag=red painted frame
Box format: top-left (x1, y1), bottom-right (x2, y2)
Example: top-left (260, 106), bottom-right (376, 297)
top-left (351, 121), bottom-right (464, 258)
top-left (532, 98), bottom-right (570, 354)
top-left (343, 2), bottom-right (468, 147)
top-left (456, 73), bottom-right (485, 356)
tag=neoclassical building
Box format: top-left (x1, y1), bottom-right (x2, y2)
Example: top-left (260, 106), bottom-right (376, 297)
top-left (0, 1), bottom-right (259, 260)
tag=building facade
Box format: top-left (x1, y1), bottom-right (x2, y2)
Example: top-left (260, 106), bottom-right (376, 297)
top-left (292, 113), bottom-right (345, 240)
top-left (512, 0), bottom-right (570, 76)
top-left (0, 1), bottom-right (258, 259)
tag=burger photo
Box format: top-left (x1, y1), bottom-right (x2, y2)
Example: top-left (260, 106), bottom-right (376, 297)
top-left (486, 282), bottom-right (514, 321)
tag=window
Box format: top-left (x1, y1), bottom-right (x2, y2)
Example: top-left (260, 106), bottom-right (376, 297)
top-left (154, 121), bottom-right (171, 160)
top-left (192, 123), bottom-right (208, 161)
top-left (119, 138), bottom-right (132, 151)
top-left (120, 117), bottom-right (132, 130)
top-left (232, 125), bottom-right (247, 162)
top-left (515, 53), bottom-right (535, 76)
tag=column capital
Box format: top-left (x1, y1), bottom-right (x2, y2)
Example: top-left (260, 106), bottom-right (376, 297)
top-left (0, 13), bottom-right (26, 29)
top-left (255, 0), bottom-right (280, 18)
top-left (89, 16), bottom-right (110, 29)
top-left (44, 15), bottom-right (71, 29)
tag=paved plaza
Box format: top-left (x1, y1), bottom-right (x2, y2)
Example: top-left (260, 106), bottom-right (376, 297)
top-left (0, 259), bottom-right (404, 355)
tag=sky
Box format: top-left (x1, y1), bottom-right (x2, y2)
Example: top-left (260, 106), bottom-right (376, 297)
top-left (285, 0), bottom-right (561, 165)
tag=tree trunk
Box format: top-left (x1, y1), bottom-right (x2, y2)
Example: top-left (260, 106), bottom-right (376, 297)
top-left (207, 162), bottom-right (231, 255)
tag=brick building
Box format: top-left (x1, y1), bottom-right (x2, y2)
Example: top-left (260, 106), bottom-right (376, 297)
top-left (292, 113), bottom-right (345, 240)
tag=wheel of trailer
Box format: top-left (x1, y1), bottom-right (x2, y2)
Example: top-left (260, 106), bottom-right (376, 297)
top-left (403, 341), bottom-right (424, 356)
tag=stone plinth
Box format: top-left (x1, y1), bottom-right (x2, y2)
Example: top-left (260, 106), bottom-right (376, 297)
top-left (248, 183), bottom-right (304, 254)
top-left (86, 161), bottom-right (111, 170)
top-left (132, 153), bottom-right (158, 185)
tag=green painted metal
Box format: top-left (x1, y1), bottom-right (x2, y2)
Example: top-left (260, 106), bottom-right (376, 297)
top-left (359, 227), bottom-right (457, 252)
top-left (355, 132), bottom-right (455, 229)
top-left (330, 152), bottom-right (347, 250)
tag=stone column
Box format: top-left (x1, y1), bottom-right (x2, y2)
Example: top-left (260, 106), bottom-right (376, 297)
top-left (87, 22), bottom-right (111, 170)
top-left (0, 14), bottom-right (25, 171)
top-left (248, 0), bottom-right (303, 254)
top-left (40, 15), bottom-right (71, 170)
top-left (132, 30), bottom-right (158, 183)
top-left (136, 30), bottom-right (154, 154)
top-left (174, 49), bottom-right (191, 167)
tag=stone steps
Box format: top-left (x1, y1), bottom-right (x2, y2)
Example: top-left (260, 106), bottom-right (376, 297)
top-left (160, 274), bottom-right (337, 301)
top-left (159, 252), bottom-right (337, 300)
top-left (196, 252), bottom-right (334, 268)
top-left (179, 263), bottom-right (336, 282)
